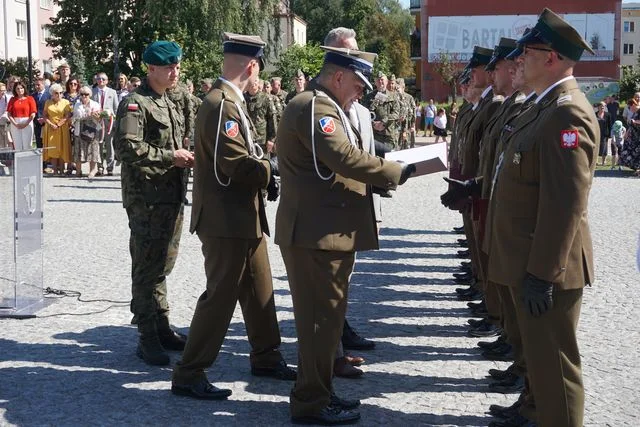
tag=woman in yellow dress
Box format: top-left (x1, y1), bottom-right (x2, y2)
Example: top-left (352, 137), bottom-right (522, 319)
top-left (42, 83), bottom-right (72, 174)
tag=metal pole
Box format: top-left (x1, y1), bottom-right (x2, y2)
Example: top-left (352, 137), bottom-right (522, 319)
top-left (25, 0), bottom-right (33, 90)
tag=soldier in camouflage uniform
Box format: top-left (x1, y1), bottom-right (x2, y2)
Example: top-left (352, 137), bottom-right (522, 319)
top-left (245, 78), bottom-right (277, 157)
top-left (166, 81), bottom-right (193, 148)
top-left (270, 77), bottom-right (288, 124)
top-left (363, 72), bottom-right (402, 152)
top-left (185, 80), bottom-right (202, 149)
top-left (114, 41), bottom-right (195, 366)
top-left (284, 69), bottom-right (306, 104)
top-left (396, 78), bottom-right (416, 149)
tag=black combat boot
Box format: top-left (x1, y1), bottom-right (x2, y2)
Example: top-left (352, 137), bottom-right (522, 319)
top-left (157, 316), bottom-right (187, 351)
top-left (137, 319), bottom-right (170, 366)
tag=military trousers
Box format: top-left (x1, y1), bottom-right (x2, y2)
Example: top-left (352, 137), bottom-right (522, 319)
top-left (127, 202), bottom-right (183, 328)
top-left (172, 235), bottom-right (283, 385)
top-left (280, 246), bottom-right (354, 418)
top-left (462, 210), bottom-right (483, 284)
top-left (510, 286), bottom-right (584, 427)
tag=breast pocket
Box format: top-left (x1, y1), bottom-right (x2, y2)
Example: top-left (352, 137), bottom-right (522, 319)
top-left (147, 114), bottom-right (172, 147)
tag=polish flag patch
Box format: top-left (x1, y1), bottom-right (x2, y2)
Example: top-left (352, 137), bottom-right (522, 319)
top-left (127, 103), bottom-right (138, 111)
top-left (319, 117), bottom-right (336, 134)
top-left (225, 120), bottom-right (239, 138)
top-left (560, 130), bottom-right (579, 149)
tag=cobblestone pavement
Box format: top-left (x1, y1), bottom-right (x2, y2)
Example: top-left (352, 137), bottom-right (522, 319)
top-left (0, 150), bottom-right (638, 426)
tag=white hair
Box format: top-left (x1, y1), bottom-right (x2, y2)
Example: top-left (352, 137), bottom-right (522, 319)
top-left (48, 83), bottom-right (63, 95)
top-left (324, 27), bottom-right (357, 47)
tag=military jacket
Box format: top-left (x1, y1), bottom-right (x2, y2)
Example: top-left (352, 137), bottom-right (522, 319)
top-left (245, 91), bottom-right (276, 146)
top-left (284, 89), bottom-right (303, 105)
top-left (190, 78), bottom-right (272, 239)
top-left (274, 81), bottom-right (402, 252)
top-left (114, 80), bottom-right (186, 208)
top-left (363, 89), bottom-right (402, 146)
top-left (460, 88), bottom-right (504, 177)
top-left (485, 78), bottom-right (598, 290)
top-left (402, 92), bottom-right (416, 129)
top-left (166, 83), bottom-right (193, 143)
top-left (272, 90), bottom-right (288, 122)
top-left (451, 101), bottom-right (473, 164)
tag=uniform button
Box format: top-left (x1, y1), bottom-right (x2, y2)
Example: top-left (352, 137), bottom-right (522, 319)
top-left (340, 202), bottom-right (346, 208)
top-left (560, 267), bottom-right (566, 272)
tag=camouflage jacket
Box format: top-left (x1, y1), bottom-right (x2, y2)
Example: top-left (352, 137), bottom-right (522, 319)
top-left (245, 91), bottom-right (276, 145)
top-left (272, 90), bottom-right (288, 122)
top-left (363, 89), bottom-right (402, 144)
top-left (401, 92), bottom-right (416, 128)
top-left (114, 80), bottom-right (187, 208)
top-left (166, 83), bottom-right (193, 143)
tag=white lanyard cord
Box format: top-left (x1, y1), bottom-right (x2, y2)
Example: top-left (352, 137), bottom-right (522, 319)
top-left (310, 94), bottom-right (357, 181)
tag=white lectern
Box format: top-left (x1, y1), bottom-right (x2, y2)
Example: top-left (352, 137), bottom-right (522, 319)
top-left (0, 149), bottom-right (44, 318)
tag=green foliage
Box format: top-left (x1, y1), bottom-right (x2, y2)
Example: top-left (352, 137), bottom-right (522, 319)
top-left (0, 58), bottom-right (40, 88)
top-left (274, 44), bottom-right (325, 91)
top-left (49, 0), bottom-right (279, 85)
top-left (619, 66), bottom-right (640, 102)
top-left (430, 51), bottom-right (465, 99)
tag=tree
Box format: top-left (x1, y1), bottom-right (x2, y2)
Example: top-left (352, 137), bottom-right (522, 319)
top-left (590, 33), bottom-right (602, 50)
top-left (273, 43), bottom-right (325, 91)
top-left (619, 66), bottom-right (640, 102)
top-left (0, 58), bottom-right (40, 88)
top-left (48, 0), bottom-right (280, 84)
top-left (430, 51), bottom-right (465, 99)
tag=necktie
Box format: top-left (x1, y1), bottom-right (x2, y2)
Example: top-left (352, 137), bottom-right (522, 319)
top-left (100, 90), bottom-right (105, 109)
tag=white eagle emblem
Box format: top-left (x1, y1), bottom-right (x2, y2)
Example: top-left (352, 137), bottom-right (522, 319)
top-left (561, 130), bottom-right (578, 149)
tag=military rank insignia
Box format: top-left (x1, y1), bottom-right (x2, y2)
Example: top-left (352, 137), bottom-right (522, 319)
top-left (225, 120), bottom-right (239, 138)
top-left (319, 117), bottom-right (336, 134)
top-left (560, 129), bottom-right (579, 149)
top-left (513, 152), bottom-right (521, 164)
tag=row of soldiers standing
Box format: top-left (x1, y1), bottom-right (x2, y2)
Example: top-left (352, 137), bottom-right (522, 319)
top-left (442, 8), bottom-right (598, 427)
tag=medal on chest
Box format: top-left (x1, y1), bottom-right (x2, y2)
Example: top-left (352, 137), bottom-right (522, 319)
top-left (513, 152), bottom-right (521, 165)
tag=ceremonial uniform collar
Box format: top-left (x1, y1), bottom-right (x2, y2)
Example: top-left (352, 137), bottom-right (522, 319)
top-left (480, 85), bottom-right (493, 99)
top-left (535, 76), bottom-right (574, 104)
top-left (217, 77), bottom-right (245, 103)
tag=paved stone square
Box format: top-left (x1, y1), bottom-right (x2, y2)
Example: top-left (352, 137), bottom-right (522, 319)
top-left (0, 153), bottom-right (638, 426)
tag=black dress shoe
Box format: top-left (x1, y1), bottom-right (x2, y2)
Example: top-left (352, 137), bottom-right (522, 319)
top-left (471, 306), bottom-right (489, 317)
top-left (467, 318), bottom-right (485, 328)
top-left (457, 289), bottom-right (483, 301)
top-left (342, 321), bottom-right (375, 350)
top-left (457, 238), bottom-right (468, 245)
top-left (453, 271), bottom-right (472, 280)
top-left (489, 373), bottom-right (524, 394)
top-left (171, 379), bottom-right (232, 400)
top-left (456, 250), bottom-right (470, 258)
top-left (456, 285), bottom-right (475, 295)
top-left (251, 360), bottom-right (297, 380)
top-left (468, 322), bottom-right (501, 338)
top-left (330, 393), bottom-right (361, 410)
top-left (453, 226), bottom-right (465, 233)
top-left (489, 398), bottom-right (521, 418)
top-left (460, 261), bottom-right (472, 267)
top-left (159, 329), bottom-right (187, 351)
top-left (482, 342), bottom-right (512, 356)
top-left (455, 276), bottom-right (475, 285)
top-left (488, 413), bottom-right (535, 427)
top-left (478, 334), bottom-right (506, 349)
top-left (488, 363), bottom-right (516, 380)
top-left (482, 347), bottom-right (514, 362)
top-left (292, 405), bottom-right (361, 425)
top-left (467, 301), bottom-right (485, 310)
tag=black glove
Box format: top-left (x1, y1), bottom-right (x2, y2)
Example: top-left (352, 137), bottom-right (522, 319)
top-left (268, 156), bottom-right (279, 176)
top-left (266, 174), bottom-right (279, 202)
top-left (398, 163), bottom-right (416, 185)
top-left (440, 177), bottom-right (481, 207)
top-left (372, 186), bottom-right (393, 198)
top-left (522, 273), bottom-right (554, 317)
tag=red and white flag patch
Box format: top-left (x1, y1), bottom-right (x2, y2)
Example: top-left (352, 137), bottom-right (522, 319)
top-left (127, 103), bottom-right (138, 112)
top-left (560, 130), bottom-right (578, 149)
top-left (319, 116), bottom-right (336, 134)
top-left (225, 120), bottom-right (239, 138)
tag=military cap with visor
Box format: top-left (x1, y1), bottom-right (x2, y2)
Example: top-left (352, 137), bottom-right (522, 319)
top-left (321, 46), bottom-right (377, 91)
top-left (222, 32), bottom-right (267, 71)
top-left (506, 28), bottom-right (532, 60)
top-left (143, 41), bottom-right (182, 65)
top-left (468, 46), bottom-right (493, 68)
top-left (458, 65), bottom-right (471, 84)
top-left (485, 38), bottom-right (518, 71)
top-left (516, 8), bottom-right (595, 61)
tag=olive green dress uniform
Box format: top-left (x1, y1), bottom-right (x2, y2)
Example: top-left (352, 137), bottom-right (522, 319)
top-left (486, 77), bottom-right (598, 426)
top-left (363, 88), bottom-right (402, 150)
top-left (276, 76), bottom-right (403, 417)
top-left (114, 78), bottom-right (187, 336)
top-left (245, 90), bottom-right (277, 156)
top-left (172, 77), bottom-right (286, 386)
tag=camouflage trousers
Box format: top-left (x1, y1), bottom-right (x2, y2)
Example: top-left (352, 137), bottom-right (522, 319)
top-left (126, 202), bottom-right (184, 328)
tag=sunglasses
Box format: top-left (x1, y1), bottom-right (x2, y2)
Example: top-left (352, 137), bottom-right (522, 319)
top-left (70, 82), bottom-right (78, 85)
top-left (80, 93), bottom-right (90, 97)
top-left (97, 77), bottom-right (107, 81)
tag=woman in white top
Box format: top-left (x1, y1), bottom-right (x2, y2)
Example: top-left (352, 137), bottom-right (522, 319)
top-left (72, 86), bottom-right (102, 178)
top-left (433, 108), bottom-right (448, 143)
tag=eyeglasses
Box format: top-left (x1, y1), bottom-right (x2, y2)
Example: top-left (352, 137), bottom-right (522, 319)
top-left (97, 77), bottom-right (107, 81)
top-left (70, 82), bottom-right (78, 86)
top-left (80, 93), bottom-right (90, 97)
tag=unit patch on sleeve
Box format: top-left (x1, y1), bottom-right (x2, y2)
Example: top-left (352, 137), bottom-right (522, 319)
top-left (225, 120), bottom-right (239, 138)
top-left (319, 117), bottom-right (336, 134)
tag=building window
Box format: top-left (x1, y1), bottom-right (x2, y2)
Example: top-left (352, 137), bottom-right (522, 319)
top-left (41, 25), bottom-right (50, 43)
top-left (624, 21), bottom-right (635, 33)
top-left (16, 20), bottom-right (26, 39)
top-left (624, 43), bottom-right (634, 55)
top-left (42, 60), bottom-right (52, 74)
top-left (40, 0), bottom-right (53, 9)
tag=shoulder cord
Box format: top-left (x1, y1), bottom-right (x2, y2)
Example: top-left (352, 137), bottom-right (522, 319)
top-left (310, 92), bottom-right (357, 181)
top-left (213, 98), bottom-right (264, 187)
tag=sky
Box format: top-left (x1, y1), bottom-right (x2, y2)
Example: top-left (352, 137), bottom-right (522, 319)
top-left (401, 0), bottom-right (635, 8)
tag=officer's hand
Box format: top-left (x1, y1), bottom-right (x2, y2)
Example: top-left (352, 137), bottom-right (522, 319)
top-left (522, 273), bottom-right (554, 317)
top-left (174, 148), bottom-right (194, 168)
top-left (398, 162), bottom-right (416, 185)
top-left (373, 121), bottom-right (385, 132)
top-left (266, 174), bottom-right (279, 202)
top-left (268, 156), bottom-right (279, 176)
top-left (440, 177), bottom-right (481, 207)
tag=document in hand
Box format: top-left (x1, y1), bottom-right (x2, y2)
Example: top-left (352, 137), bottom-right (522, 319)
top-left (385, 142), bottom-right (448, 177)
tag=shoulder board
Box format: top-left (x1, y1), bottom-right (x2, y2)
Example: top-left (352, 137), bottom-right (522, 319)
top-left (515, 94), bottom-right (527, 102)
top-left (557, 94), bottom-right (572, 105)
top-left (492, 95), bottom-right (504, 102)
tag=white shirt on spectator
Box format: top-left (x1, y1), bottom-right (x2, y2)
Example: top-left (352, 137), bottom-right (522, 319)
top-left (434, 114), bottom-right (447, 130)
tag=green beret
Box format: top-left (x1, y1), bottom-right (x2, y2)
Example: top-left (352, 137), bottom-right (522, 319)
top-left (143, 41), bottom-right (182, 66)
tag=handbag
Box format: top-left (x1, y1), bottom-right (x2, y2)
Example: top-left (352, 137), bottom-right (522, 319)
top-left (79, 120), bottom-right (98, 142)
